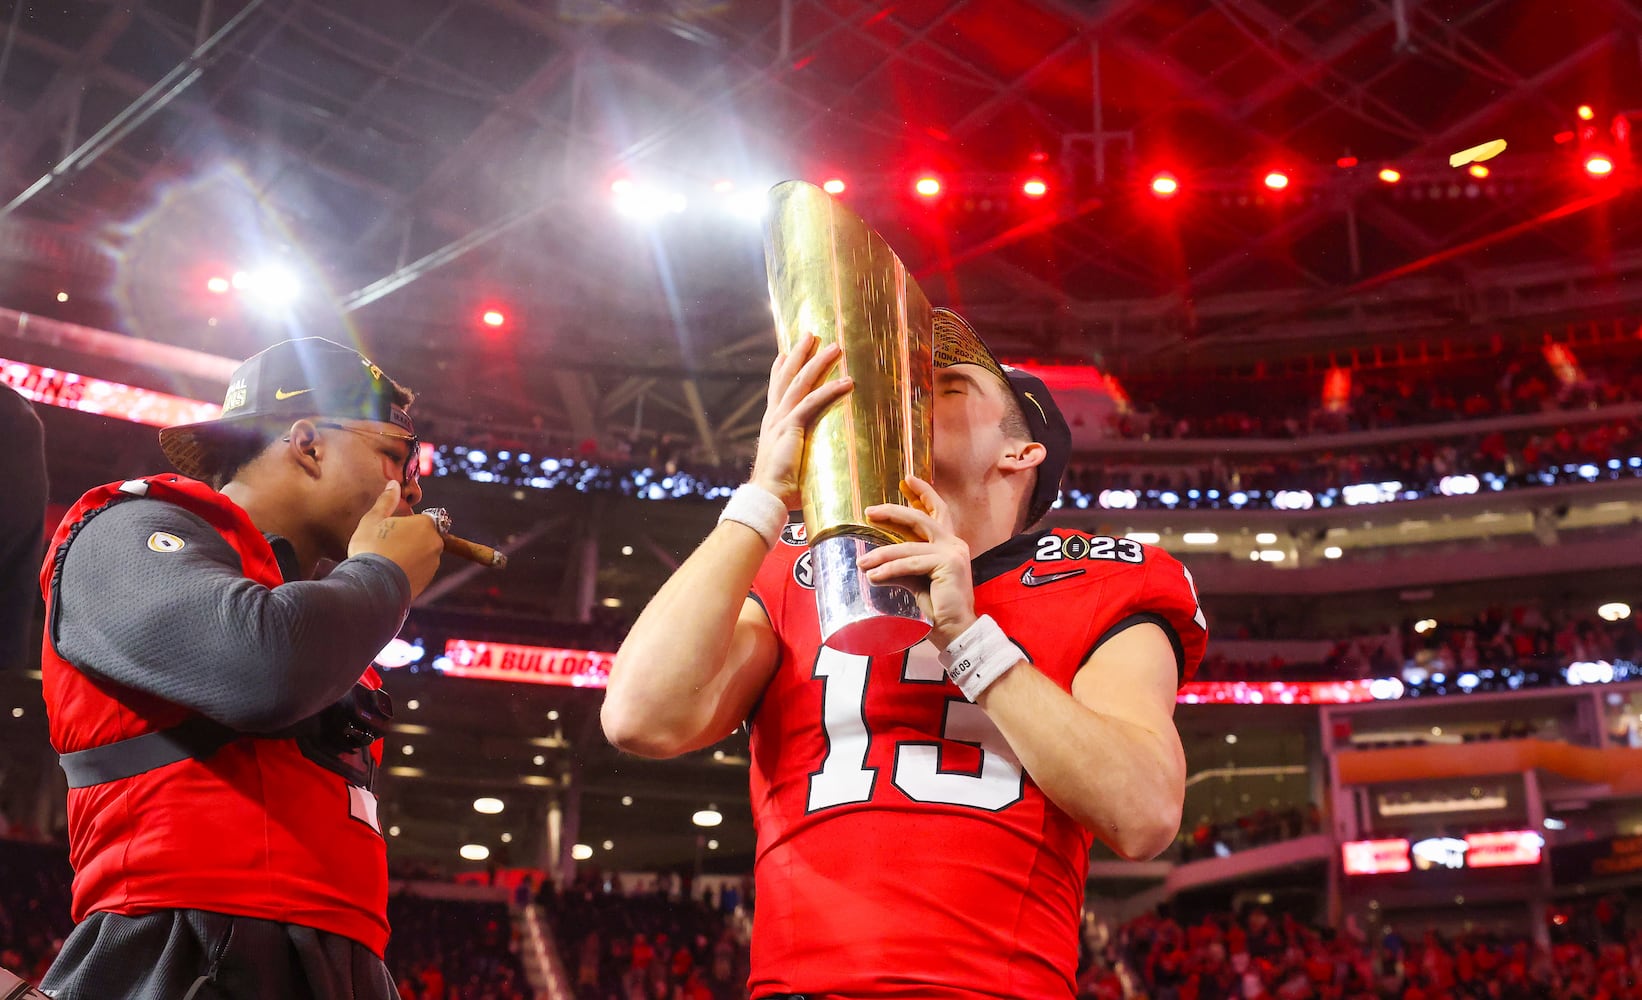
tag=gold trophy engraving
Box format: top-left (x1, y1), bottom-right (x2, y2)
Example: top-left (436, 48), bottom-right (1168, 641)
top-left (763, 180), bottom-right (933, 655)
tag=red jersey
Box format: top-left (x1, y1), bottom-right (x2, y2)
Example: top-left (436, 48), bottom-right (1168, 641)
top-left (40, 476), bottom-right (392, 955)
top-left (747, 524), bottom-right (1208, 998)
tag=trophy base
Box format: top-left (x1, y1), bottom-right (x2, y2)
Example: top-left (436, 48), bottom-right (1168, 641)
top-left (811, 533), bottom-right (931, 656)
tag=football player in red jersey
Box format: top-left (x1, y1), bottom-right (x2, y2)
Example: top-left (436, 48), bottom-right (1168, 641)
top-left (606, 309), bottom-right (1206, 999)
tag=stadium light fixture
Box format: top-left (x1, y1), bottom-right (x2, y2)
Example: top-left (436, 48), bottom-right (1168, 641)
top-left (1584, 153), bottom-right (1615, 177)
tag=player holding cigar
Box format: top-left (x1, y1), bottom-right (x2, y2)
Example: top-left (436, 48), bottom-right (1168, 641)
top-left (37, 337), bottom-right (445, 999)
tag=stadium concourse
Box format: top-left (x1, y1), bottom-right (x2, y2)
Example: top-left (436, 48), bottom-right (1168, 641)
top-left (2, 0), bottom-right (1642, 997)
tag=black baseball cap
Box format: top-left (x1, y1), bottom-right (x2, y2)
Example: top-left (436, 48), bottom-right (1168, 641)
top-left (160, 337), bottom-right (414, 482)
top-left (933, 308), bottom-right (1071, 526)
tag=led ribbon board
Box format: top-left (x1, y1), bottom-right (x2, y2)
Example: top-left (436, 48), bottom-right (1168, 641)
top-left (1, 357), bottom-right (220, 427)
top-left (441, 639), bottom-right (614, 688)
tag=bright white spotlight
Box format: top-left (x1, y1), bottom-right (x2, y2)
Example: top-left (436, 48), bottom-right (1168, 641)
top-left (1098, 489), bottom-right (1138, 510)
top-left (613, 183), bottom-right (687, 219)
top-left (374, 638), bottom-right (423, 669)
top-left (571, 843), bottom-right (594, 861)
top-left (1272, 490), bottom-right (1313, 510)
top-left (1598, 602), bottom-right (1632, 621)
top-left (240, 264), bottom-right (302, 307)
top-left (459, 844), bottom-right (490, 862)
top-left (725, 189), bottom-right (767, 220)
top-left (693, 808), bottom-right (724, 828)
top-left (473, 797), bottom-right (504, 815)
top-left (1323, 546), bottom-right (1343, 559)
top-left (1368, 677), bottom-right (1405, 700)
top-left (1126, 532), bottom-right (1161, 544)
top-left (1182, 532), bottom-right (1218, 545)
top-left (1255, 532), bottom-right (1277, 545)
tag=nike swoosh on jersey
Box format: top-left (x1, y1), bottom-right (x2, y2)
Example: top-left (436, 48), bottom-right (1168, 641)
top-left (1020, 566), bottom-right (1087, 587)
top-left (274, 387), bottom-right (313, 400)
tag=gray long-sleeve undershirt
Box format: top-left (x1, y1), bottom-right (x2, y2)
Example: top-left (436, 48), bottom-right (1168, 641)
top-left (54, 498), bottom-right (411, 733)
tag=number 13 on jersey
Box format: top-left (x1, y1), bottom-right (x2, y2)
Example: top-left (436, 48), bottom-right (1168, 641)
top-left (807, 645), bottom-right (1026, 814)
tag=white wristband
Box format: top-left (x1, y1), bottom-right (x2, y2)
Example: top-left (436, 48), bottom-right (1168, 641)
top-left (718, 483), bottom-right (788, 549)
top-left (938, 614), bottom-right (1023, 702)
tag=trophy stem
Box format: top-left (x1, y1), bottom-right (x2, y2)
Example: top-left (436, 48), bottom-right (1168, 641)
top-left (811, 533), bottom-right (931, 656)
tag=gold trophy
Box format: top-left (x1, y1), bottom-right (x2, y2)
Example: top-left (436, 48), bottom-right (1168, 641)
top-left (763, 180), bottom-right (933, 656)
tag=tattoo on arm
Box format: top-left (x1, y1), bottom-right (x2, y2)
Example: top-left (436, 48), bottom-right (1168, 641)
top-left (377, 523), bottom-right (392, 539)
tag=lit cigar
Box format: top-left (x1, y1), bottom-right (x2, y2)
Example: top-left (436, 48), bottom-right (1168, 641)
top-left (444, 534), bottom-right (507, 569)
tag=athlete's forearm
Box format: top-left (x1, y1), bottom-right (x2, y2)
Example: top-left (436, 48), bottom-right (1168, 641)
top-left (977, 663), bottom-right (1185, 860)
top-left (603, 520), bottom-right (774, 757)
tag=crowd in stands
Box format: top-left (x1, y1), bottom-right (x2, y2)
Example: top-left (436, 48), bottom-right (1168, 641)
top-left (1192, 605), bottom-right (1642, 684)
top-left (547, 871), bottom-right (750, 1000)
top-left (0, 839), bottom-right (70, 985)
top-left (1109, 346), bottom-right (1642, 442)
top-left (1092, 896), bottom-right (1642, 1000)
top-left (1176, 805), bottom-right (1325, 862)
top-left (1075, 415), bottom-right (1640, 499)
top-left (386, 894), bottom-right (530, 1000)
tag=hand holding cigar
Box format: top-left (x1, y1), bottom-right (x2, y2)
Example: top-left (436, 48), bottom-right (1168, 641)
top-left (422, 508), bottom-right (508, 569)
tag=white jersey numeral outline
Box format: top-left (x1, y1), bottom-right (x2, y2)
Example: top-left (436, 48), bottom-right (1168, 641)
top-left (806, 645), bottom-right (1024, 813)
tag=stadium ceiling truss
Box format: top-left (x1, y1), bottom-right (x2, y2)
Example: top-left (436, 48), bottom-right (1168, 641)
top-left (0, 0), bottom-right (1640, 460)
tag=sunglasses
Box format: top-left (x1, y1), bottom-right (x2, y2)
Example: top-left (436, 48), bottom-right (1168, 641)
top-left (316, 421), bottom-right (421, 486)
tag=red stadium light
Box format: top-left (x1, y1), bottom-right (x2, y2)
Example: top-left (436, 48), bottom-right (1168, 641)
top-left (821, 178), bottom-right (846, 195)
top-left (205, 276), bottom-right (231, 294)
top-left (1336, 155), bottom-right (1359, 169)
top-left (1150, 172), bottom-right (1179, 198)
top-left (1022, 177), bottom-right (1048, 198)
top-left (1377, 167), bottom-right (1401, 184)
top-left (1263, 170), bottom-right (1290, 191)
top-left (1585, 153), bottom-right (1615, 177)
top-left (914, 176), bottom-right (941, 198)
top-left (481, 309), bottom-right (506, 328)
top-left (1578, 104), bottom-right (1596, 121)
top-left (1468, 164), bottom-right (1490, 179)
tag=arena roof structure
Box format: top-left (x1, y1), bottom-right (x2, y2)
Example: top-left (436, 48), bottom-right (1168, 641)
top-left (1, 0), bottom-right (1639, 459)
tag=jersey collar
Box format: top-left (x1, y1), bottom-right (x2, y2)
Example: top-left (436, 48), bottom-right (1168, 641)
top-left (970, 528), bottom-right (1054, 587)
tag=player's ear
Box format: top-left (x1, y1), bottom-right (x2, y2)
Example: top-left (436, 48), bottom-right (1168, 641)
top-left (1001, 441), bottom-right (1045, 473)
top-left (283, 420), bottom-right (324, 477)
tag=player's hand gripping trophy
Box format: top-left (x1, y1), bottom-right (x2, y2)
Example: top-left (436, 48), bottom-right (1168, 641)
top-left (762, 180), bottom-right (934, 655)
